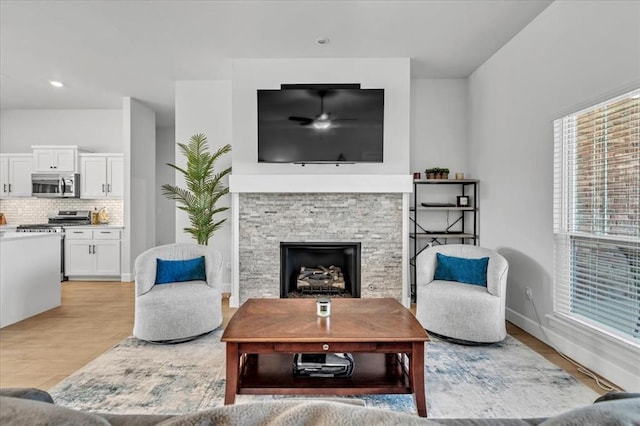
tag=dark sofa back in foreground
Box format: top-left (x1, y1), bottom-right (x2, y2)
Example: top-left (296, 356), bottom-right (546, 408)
top-left (0, 388), bottom-right (639, 425)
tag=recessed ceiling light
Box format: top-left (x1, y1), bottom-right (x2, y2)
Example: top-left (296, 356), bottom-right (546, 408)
top-left (316, 37), bottom-right (330, 45)
top-left (49, 80), bottom-right (64, 88)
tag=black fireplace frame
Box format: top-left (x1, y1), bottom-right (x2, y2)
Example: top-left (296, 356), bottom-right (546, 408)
top-left (280, 242), bottom-right (361, 298)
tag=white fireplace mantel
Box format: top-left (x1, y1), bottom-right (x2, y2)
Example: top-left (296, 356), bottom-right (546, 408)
top-left (229, 174), bottom-right (413, 193)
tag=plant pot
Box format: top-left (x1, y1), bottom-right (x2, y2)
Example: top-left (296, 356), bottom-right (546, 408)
top-left (442, 173), bottom-right (449, 179)
top-left (435, 173), bottom-right (442, 179)
top-left (426, 173), bottom-right (435, 179)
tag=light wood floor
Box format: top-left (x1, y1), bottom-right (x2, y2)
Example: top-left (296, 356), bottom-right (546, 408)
top-left (0, 281), bottom-right (612, 395)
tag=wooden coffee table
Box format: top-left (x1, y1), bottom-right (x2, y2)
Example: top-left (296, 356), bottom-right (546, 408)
top-left (221, 298), bottom-right (429, 417)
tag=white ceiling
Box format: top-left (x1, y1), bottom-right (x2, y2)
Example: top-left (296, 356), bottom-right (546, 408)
top-left (0, 0), bottom-right (552, 127)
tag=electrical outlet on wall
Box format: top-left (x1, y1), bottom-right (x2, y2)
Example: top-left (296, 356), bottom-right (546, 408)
top-left (525, 286), bottom-right (533, 300)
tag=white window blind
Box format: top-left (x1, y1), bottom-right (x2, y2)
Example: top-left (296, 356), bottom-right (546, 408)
top-left (553, 88), bottom-right (639, 345)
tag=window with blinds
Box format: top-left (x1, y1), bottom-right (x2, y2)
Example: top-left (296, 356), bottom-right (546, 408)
top-left (553, 88), bottom-right (639, 345)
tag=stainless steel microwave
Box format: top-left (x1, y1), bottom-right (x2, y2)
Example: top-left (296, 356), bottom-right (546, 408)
top-left (31, 173), bottom-right (80, 198)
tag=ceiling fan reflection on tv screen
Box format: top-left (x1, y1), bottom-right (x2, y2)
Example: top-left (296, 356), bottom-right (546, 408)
top-left (287, 89), bottom-right (357, 130)
top-left (257, 83), bottom-right (384, 164)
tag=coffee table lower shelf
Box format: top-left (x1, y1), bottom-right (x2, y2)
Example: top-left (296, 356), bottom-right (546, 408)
top-left (237, 352), bottom-right (412, 396)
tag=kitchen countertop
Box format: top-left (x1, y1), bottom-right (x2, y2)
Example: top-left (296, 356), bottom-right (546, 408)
top-left (0, 225), bottom-right (124, 232)
top-left (67, 225), bottom-right (124, 229)
top-left (0, 232), bottom-right (61, 241)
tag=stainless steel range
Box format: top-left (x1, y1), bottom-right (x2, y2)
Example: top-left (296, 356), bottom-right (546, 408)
top-left (17, 210), bottom-right (91, 280)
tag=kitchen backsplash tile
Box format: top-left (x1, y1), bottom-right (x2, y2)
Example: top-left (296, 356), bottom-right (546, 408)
top-left (0, 199), bottom-right (123, 225)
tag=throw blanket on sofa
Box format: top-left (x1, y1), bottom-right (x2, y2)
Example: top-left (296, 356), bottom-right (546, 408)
top-left (2, 393), bottom-right (640, 426)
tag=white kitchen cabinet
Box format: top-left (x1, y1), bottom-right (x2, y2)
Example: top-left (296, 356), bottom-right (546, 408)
top-left (80, 154), bottom-right (123, 198)
top-left (65, 228), bottom-right (121, 279)
top-left (0, 154), bottom-right (33, 198)
top-left (93, 239), bottom-right (121, 275)
top-left (65, 235), bottom-right (94, 276)
top-left (107, 156), bottom-right (124, 197)
top-left (32, 148), bottom-right (76, 172)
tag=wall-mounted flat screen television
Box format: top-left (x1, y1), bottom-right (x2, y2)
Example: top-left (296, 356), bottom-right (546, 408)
top-left (257, 84), bottom-right (384, 163)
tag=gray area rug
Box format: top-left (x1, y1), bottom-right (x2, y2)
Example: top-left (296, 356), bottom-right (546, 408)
top-left (49, 330), bottom-right (598, 418)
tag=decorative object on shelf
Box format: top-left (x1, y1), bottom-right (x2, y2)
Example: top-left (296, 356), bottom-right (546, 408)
top-left (98, 207), bottom-right (109, 224)
top-left (0, 213), bottom-right (6, 225)
top-left (456, 196), bottom-right (470, 207)
top-left (162, 134), bottom-right (232, 245)
top-left (413, 172), bottom-right (421, 180)
top-left (293, 352), bottom-right (354, 377)
top-left (425, 167), bottom-right (450, 179)
top-left (455, 172), bottom-right (465, 180)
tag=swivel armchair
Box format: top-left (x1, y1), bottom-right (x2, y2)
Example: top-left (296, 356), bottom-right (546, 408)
top-left (415, 244), bottom-right (509, 343)
top-left (133, 243), bottom-right (223, 343)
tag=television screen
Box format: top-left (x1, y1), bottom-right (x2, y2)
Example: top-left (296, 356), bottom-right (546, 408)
top-left (257, 86), bottom-right (384, 163)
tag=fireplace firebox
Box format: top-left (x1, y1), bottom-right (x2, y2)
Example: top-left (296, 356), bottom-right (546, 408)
top-left (280, 242), bottom-right (361, 298)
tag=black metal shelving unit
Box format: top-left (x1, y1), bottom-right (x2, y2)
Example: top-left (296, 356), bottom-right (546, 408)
top-left (409, 179), bottom-right (479, 302)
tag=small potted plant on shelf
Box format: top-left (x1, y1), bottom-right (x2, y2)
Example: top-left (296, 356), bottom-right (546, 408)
top-left (425, 167), bottom-right (450, 179)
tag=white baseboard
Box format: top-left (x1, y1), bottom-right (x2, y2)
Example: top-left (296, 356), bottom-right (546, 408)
top-left (506, 308), bottom-right (640, 392)
top-left (506, 308), bottom-right (548, 343)
top-left (67, 276), bottom-right (121, 282)
top-left (229, 295), bottom-right (240, 308)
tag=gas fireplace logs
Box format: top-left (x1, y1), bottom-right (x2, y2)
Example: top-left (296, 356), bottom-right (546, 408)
top-left (297, 265), bottom-right (345, 294)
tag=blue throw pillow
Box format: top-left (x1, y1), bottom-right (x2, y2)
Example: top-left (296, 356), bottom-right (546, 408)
top-left (434, 253), bottom-right (489, 286)
top-left (155, 256), bottom-right (206, 285)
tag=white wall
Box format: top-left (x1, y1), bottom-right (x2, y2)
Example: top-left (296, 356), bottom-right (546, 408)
top-left (174, 70), bottom-right (466, 294)
top-left (175, 81), bottom-right (233, 287)
top-left (123, 98), bottom-right (156, 280)
top-left (156, 126), bottom-right (176, 246)
top-left (468, 0), bottom-right (640, 390)
top-left (409, 78), bottom-right (470, 235)
top-left (232, 58), bottom-right (410, 176)
top-left (0, 109), bottom-right (122, 153)
top-left (410, 79), bottom-right (468, 177)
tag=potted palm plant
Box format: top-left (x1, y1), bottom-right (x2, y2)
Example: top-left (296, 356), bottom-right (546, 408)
top-left (162, 133), bottom-right (232, 245)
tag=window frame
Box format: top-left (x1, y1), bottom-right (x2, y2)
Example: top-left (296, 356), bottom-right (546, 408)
top-left (552, 88), bottom-right (639, 347)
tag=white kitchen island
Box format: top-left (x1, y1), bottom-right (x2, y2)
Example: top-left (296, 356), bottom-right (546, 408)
top-left (0, 232), bottom-right (61, 328)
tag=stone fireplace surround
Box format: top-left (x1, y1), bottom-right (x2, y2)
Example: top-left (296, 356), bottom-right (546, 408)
top-left (229, 174), bottom-right (412, 308)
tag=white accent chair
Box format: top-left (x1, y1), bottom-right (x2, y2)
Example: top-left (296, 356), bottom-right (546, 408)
top-left (415, 244), bottom-right (509, 343)
top-left (133, 243), bottom-right (223, 342)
